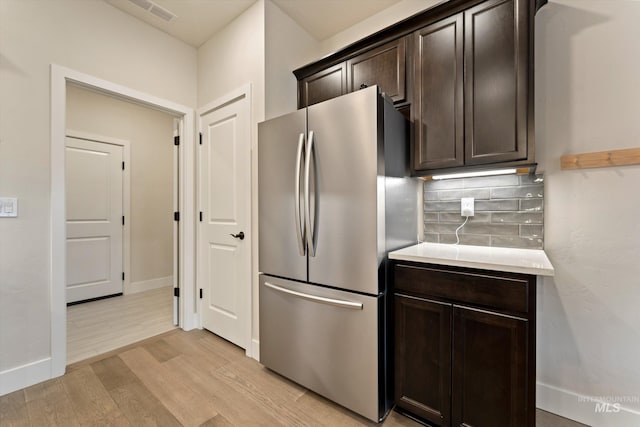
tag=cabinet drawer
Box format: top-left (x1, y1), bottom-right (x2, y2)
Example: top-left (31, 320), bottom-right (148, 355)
top-left (394, 264), bottom-right (529, 315)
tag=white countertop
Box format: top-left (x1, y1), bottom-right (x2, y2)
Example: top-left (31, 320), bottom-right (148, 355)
top-left (389, 242), bottom-right (554, 276)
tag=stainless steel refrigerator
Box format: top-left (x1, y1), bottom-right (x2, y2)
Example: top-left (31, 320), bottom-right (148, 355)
top-left (258, 86), bottom-right (418, 422)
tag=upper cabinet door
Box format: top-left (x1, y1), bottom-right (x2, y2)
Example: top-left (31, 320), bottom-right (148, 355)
top-left (299, 63), bottom-right (347, 108)
top-left (414, 14), bottom-right (464, 170)
top-left (464, 0), bottom-right (529, 165)
top-left (347, 37), bottom-right (407, 104)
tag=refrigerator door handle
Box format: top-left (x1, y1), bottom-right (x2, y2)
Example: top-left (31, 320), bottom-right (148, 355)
top-left (294, 132), bottom-right (306, 256)
top-left (304, 130), bottom-right (316, 256)
top-left (264, 281), bottom-right (363, 310)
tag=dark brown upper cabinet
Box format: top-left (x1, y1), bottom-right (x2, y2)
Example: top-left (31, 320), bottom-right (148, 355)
top-left (414, 14), bottom-right (464, 170)
top-left (464, 0), bottom-right (529, 165)
top-left (294, 0), bottom-right (537, 174)
top-left (346, 37), bottom-right (407, 105)
top-left (298, 62), bottom-right (347, 108)
top-left (414, 0), bottom-right (531, 172)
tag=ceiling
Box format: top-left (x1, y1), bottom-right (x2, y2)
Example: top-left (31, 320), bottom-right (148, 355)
top-left (104, 0), bottom-right (402, 48)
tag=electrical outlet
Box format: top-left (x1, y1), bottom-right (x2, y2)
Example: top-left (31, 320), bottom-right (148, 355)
top-left (461, 197), bottom-right (474, 217)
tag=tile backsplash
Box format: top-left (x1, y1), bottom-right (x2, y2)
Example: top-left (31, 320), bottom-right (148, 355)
top-left (423, 174), bottom-right (544, 249)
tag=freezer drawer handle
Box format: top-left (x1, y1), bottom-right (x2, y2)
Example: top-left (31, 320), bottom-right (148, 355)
top-left (264, 282), bottom-right (363, 310)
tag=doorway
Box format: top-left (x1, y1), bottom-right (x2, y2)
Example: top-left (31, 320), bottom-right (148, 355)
top-left (64, 85), bottom-right (178, 364)
top-left (50, 65), bottom-right (197, 377)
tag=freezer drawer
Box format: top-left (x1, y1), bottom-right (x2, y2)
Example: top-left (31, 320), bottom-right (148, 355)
top-left (259, 274), bottom-right (383, 422)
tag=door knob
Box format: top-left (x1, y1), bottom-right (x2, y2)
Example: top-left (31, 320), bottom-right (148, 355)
top-left (230, 231), bottom-right (245, 240)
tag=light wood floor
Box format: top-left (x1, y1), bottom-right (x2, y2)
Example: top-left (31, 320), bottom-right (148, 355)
top-left (67, 286), bottom-right (175, 364)
top-left (2, 329), bottom-right (587, 427)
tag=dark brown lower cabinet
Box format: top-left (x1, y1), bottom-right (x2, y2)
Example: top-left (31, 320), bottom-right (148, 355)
top-left (395, 295), bottom-right (451, 426)
top-left (452, 306), bottom-right (527, 427)
top-left (393, 262), bottom-right (535, 427)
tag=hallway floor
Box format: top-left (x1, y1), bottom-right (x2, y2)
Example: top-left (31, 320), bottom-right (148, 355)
top-left (66, 286), bottom-right (175, 364)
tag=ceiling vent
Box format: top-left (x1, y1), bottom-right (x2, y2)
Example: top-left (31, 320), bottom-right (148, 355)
top-left (127, 0), bottom-right (177, 23)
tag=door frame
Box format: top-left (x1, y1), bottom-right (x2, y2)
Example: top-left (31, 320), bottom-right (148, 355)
top-left (51, 64), bottom-right (197, 377)
top-left (65, 130), bottom-right (131, 296)
top-left (197, 84), bottom-right (253, 358)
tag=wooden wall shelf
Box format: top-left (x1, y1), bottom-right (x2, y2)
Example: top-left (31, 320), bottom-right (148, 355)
top-left (560, 148), bottom-right (640, 170)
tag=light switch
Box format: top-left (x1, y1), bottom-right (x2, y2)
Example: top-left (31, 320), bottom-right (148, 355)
top-left (0, 198), bottom-right (18, 217)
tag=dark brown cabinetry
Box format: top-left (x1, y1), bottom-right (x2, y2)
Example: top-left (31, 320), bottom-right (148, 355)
top-left (347, 38), bottom-right (407, 105)
top-left (298, 63), bottom-right (347, 108)
top-left (413, 14), bottom-right (464, 170)
top-left (294, 0), bottom-right (539, 175)
top-left (414, 0), bottom-right (531, 171)
top-left (393, 262), bottom-right (536, 427)
top-left (298, 38), bottom-right (407, 108)
top-left (395, 295), bottom-right (451, 426)
top-left (463, 0), bottom-right (529, 166)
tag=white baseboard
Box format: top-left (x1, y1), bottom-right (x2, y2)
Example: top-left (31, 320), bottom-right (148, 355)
top-left (0, 358), bottom-right (52, 396)
top-left (537, 382), bottom-right (640, 426)
top-left (251, 338), bottom-right (260, 362)
top-left (125, 275), bottom-right (172, 295)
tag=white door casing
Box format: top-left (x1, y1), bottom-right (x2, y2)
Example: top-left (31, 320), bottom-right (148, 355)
top-left (199, 87), bottom-right (251, 351)
top-left (48, 65), bottom-right (196, 386)
top-left (65, 137), bottom-right (123, 303)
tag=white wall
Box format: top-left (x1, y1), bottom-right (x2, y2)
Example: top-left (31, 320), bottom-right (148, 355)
top-left (66, 86), bottom-right (175, 287)
top-left (0, 0), bottom-right (196, 380)
top-left (317, 0), bottom-right (441, 57)
top-left (535, 1), bottom-right (640, 424)
top-left (265, 1), bottom-right (320, 120)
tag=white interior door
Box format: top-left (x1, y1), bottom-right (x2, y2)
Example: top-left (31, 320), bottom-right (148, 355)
top-left (66, 137), bottom-right (123, 303)
top-left (199, 91), bottom-right (250, 349)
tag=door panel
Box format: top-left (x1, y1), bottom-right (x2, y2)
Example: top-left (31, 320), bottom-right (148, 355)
top-left (65, 137), bottom-right (123, 303)
top-left (414, 14), bottom-right (464, 170)
top-left (465, 0), bottom-right (528, 164)
top-left (452, 305), bottom-right (528, 427)
top-left (347, 37), bottom-right (407, 104)
top-left (395, 295), bottom-right (451, 426)
top-left (258, 109), bottom-right (307, 282)
top-left (299, 63), bottom-right (347, 108)
top-left (259, 274), bottom-right (380, 422)
top-left (306, 87), bottom-right (381, 295)
top-left (199, 94), bottom-right (250, 349)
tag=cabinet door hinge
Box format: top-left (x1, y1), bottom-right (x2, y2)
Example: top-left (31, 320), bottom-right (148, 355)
top-left (174, 287), bottom-right (180, 298)
top-left (174, 136), bottom-right (180, 146)
top-left (174, 211), bottom-right (180, 221)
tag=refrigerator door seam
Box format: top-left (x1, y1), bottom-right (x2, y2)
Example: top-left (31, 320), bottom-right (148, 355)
top-left (294, 132), bottom-right (306, 256)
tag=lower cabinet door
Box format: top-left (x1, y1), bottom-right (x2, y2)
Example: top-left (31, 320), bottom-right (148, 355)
top-left (452, 305), bottom-right (528, 427)
top-left (395, 294), bottom-right (451, 426)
